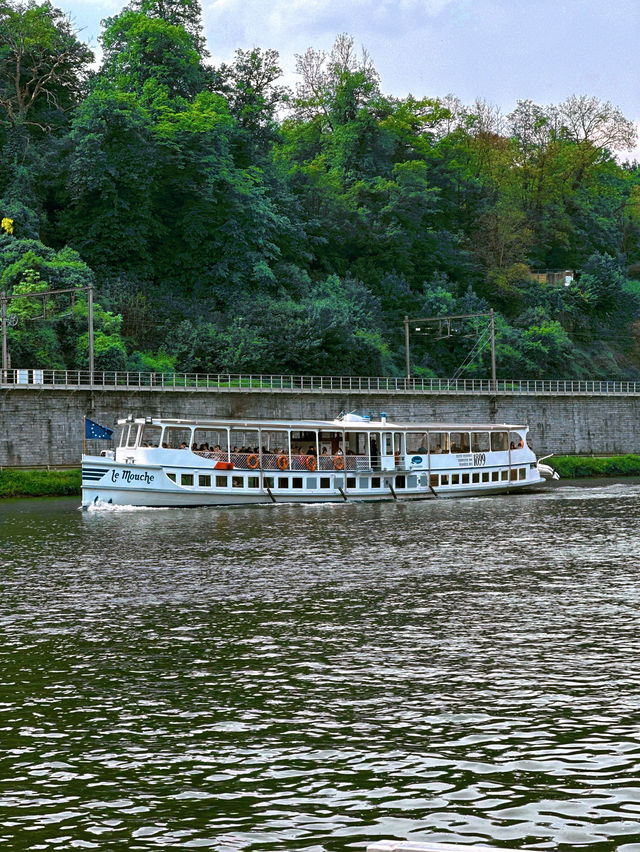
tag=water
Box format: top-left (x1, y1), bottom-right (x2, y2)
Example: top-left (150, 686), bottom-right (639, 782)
top-left (1, 484), bottom-right (640, 851)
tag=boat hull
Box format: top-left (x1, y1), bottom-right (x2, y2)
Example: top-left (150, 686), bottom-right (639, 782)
top-left (82, 455), bottom-right (544, 508)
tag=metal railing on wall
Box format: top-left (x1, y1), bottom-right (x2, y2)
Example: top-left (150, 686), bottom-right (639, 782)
top-left (2, 368), bottom-right (640, 396)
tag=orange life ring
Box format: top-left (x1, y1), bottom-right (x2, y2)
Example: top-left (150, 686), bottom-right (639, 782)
top-left (247, 453), bottom-right (259, 469)
top-left (305, 455), bottom-right (317, 472)
top-left (276, 454), bottom-right (289, 471)
top-left (333, 455), bottom-right (344, 470)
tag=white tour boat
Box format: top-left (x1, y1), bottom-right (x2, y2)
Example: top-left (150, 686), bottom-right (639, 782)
top-left (81, 413), bottom-right (548, 508)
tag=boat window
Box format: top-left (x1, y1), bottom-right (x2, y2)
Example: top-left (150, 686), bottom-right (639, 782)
top-left (119, 426), bottom-right (128, 448)
top-left (359, 478), bottom-right (368, 488)
top-left (193, 429), bottom-right (227, 453)
top-left (164, 427), bottom-right (193, 449)
top-left (461, 473), bottom-right (470, 484)
top-left (181, 473), bottom-right (194, 486)
top-left (518, 468), bottom-right (526, 480)
top-left (382, 432), bottom-right (393, 455)
top-left (501, 470), bottom-right (509, 481)
top-left (491, 431), bottom-right (508, 451)
top-left (471, 432), bottom-right (490, 452)
top-left (292, 477), bottom-right (303, 489)
top-left (141, 425), bottom-right (162, 447)
top-left (395, 475), bottom-right (406, 488)
top-left (492, 471), bottom-right (499, 482)
top-left (509, 431), bottom-right (524, 450)
top-left (472, 472), bottom-right (480, 483)
top-left (215, 475), bottom-right (227, 487)
top-left (406, 433), bottom-right (428, 454)
top-left (407, 475), bottom-right (417, 488)
top-left (449, 432), bottom-right (470, 453)
top-left (320, 477), bottom-right (330, 489)
top-left (430, 474), bottom-right (439, 487)
top-left (307, 477), bottom-right (317, 489)
top-left (260, 430), bottom-right (289, 457)
top-left (198, 474), bottom-right (211, 487)
top-left (429, 432), bottom-right (449, 453)
top-left (247, 476), bottom-right (259, 488)
top-left (440, 474), bottom-right (448, 486)
top-left (264, 476), bottom-right (274, 489)
top-left (482, 471), bottom-right (490, 482)
top-left (345, 432), bottom-right (368, 456)
top-left (510, 468), bottom-right (518, 481)
top-left (277, 477), bottom-right (289, 488)
top-left (451, 473), bottom-right (460, 485)
top-left (346, 476), bottom-right (356, 489)
top-left (167, 473), bottom-right (176, 483)
top-left (371, 476), bottom-right (381, 488)
top-left (232, 476), bottom-right (244, 488)
top-left (126, 425), bottom-right (141, 448)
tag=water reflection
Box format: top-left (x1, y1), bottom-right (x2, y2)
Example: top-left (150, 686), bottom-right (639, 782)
top-left (1, 485), bottom-right (640, 850)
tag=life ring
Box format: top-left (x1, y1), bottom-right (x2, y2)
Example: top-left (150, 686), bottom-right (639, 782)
top-left (305, 455), bottom-right (317, 472)
top-left (247, 453), bottom-right (259, 469)
top-left (333, 455), bottom-right (344, 470)
top-left (276, 454), bottom-right (289, 471)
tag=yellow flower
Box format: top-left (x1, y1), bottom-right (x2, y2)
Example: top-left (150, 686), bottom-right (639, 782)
top-left (1, 217), bottom-right (14, 235)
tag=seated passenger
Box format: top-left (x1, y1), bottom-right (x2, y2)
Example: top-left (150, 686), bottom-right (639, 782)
top-left (179, 442), bottom-right (188, 449)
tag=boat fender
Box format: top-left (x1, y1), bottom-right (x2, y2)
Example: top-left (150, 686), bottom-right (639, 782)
top-left (276, 454), bottom-right (289, 471)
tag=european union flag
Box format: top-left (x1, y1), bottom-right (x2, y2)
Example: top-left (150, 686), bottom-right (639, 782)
top-left (85, 418), bottom-right (114, 440)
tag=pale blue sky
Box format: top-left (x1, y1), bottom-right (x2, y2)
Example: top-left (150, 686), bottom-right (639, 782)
top-left (64, 0), bottom-right (639, 154)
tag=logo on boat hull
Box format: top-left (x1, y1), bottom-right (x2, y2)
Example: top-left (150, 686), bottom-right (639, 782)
top-left (110, 469), bottom-right (155, 485)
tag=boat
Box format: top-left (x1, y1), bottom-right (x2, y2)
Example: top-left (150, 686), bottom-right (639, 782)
top-left (81, 412), bottom-right (548, 508)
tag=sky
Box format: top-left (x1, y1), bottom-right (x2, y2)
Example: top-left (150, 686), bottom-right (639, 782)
top-left (64, 0), bottom-right (640, 157)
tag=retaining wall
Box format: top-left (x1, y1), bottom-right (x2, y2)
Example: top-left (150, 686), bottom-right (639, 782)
top-left (0, 388), bottom-right (637, 467)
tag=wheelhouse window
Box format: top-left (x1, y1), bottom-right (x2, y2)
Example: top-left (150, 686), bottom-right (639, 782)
top-left (164, 427), bottom-right (193, 450)
top-left (181, 473), bottom-right (194, 486)
top-left (141, 425), bottom-right (162, 447)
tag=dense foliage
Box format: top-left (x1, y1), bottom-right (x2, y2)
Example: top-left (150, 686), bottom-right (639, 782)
top-left (2, 0), bottom-right (640, 378)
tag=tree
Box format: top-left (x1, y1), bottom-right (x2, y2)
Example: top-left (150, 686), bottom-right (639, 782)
top-left (0, 0), bottom-right (93, 137)
top-left (294, 33), bottom-right (380, 130)
top-left (98, 9), bottom-right (206, 100)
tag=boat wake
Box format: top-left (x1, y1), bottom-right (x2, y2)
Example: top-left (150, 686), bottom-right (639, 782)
top-left (85, 499), bottom-right (169, 513)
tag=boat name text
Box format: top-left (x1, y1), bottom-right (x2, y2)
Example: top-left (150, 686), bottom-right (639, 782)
top-left (111, 469), bottom-right (155, 485)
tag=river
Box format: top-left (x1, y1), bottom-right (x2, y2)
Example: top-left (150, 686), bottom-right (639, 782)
top-left (1, 483), bottom-right (639, 851)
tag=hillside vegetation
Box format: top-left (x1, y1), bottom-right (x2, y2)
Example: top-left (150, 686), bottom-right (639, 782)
top-left (1, 0), bottom-right (640, 378)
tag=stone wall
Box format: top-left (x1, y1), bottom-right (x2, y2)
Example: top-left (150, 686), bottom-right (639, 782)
top-left (1, 387), bottom-right (638, 466)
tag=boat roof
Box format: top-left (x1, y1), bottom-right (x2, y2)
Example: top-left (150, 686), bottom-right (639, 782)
top-left (118, 416), bottom-right (529, 431)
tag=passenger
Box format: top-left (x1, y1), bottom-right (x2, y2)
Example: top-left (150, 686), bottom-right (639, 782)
top-left (417, 443), bottom-right (428, 453)
top-left (510, 441), bottom-right (516, 450)
top-left (321, 447), bottom-right (328, 455)
top-left (179, 442), bottom-right (188, 449)
top-left (213, 444), bottom-right (222, 453)
top-left (191, 442), bottom-right (198, 451)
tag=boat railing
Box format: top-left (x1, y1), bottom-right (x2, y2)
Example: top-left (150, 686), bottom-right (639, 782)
top-left (191, 451), bottom-right (376, 472)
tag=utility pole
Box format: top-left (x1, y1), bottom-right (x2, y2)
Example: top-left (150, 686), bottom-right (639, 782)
top-left (1, 291), bottom-right (7, 381)
top-left (88, 281), bottom-right (94, 385)
top-left (490, 308), bottom-right (496, 392)
top-left (404, 310), bottom-right (498, 385)
top-left (404, 315), bottom-right (411, 380)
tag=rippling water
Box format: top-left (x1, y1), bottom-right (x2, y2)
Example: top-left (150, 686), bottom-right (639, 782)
top-left (1, 483), bottom-right (640, 851)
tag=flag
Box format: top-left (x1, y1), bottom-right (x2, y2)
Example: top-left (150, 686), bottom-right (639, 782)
top-left (85, 417), bottom-right (114, 440)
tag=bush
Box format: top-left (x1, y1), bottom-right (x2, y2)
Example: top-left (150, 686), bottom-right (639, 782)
top-left (552, 454), bottom-right (640, 478)
top-left (0, 469), bottom-right (81, 498)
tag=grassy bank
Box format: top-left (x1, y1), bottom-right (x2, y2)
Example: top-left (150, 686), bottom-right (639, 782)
top-left (551, 454), bottom-right (640, 478)
top-left (0, 468), bottom-right (81, 498)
